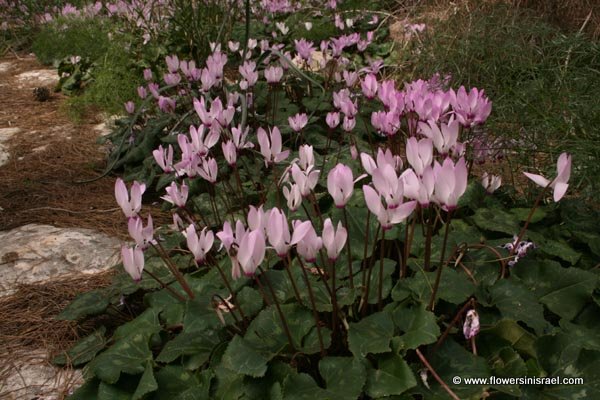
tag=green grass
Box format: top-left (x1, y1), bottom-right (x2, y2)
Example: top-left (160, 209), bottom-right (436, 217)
top-left (31, 16), bottom-right (112, 65)
top-left (32, 16), bottom-right (142, 116)
top-left (399, 2), bottom-right (600, 200)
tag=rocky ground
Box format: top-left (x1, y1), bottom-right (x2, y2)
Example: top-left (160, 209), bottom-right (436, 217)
top-left (0, 55), bottom-right (124, 399)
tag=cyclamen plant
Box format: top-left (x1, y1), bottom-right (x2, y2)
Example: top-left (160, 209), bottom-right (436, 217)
top-left (56, 3), bottom-right (595, 400)
top-left (109, 44), bottom-right (572, 399)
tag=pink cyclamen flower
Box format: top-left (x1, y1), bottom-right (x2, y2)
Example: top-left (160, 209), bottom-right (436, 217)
top-left (294, 220), bottom-right (322, 263)
top-left (343, 70), bottom-right (358, 87)
top-left (361, 74), bottom-right (378, 99)
top-left (158, 96), bottom-right (176, 113)
top-left (143, 68), bottom-right (153, 81)
top-left (294, 38), bottom-right (315, 61)
top-left (257, 126), bottom-right (290, 167)
top-left (288, 113), bottom-right (308, 132)
top-left (342, 116), bottom-right (356, 132)
top-left (163, 73), bottom-right (181, 86)
top-left (361, 148), bottom-right (403, 176)
top-left (406, 137), bottom-right (433, 176)
top-left (418, 119), bottom-right (460, 156)
top-left (450, 86), bottom-right (492, 127)
top-left (162, 182), bottom-right (189, 208)
top-left (523, 152), bottom-right (571, 202)
top-left (432, 157), bottom-right (468, 211)
top-left (153, 144), bottom-right (174, 173)
top-left (232, 125), bottom-right (254, 150)
top-left (322, 218), bottom-right (347, 261)
top-left (283, 183), bottom-right (302, 211)
top-left (463, 309), bottom-right (480, 339)
top-left (481, 172), bottom-right (501, 194)
top-left (264, 65), bottom-right (283, 83)
top-left (327, 163), bottom-right (355, 207)
top-left (137, 86), bottom-right (147, 99)
top-left (266, 208), bottom-right (311, 257)
top-left (198, 157), bottom-right (218, 184)
top-left (326, 112), bottom-right (340, 129)
top-left (128, 215), bottom-right (154, 249)
top-left (237, 229), bottom-right (266, 277)
top-left (115, 178), bottom-right (146, 218)
top-left (222, 140), bottom-right (237, 166)
top-left (124, 101), bottom-right (135, 114)
top-left (148, 83), bottom-right (160, 99)
top-left (298, 144), bottom-right (315, 170)
top-left (401, 167), bottom-right (435, 207)
top-left (165, 55), bottom-right (180, 73)
top-left (363, 184), bottom-right (416, 230)
top-left (290, 163), bottom-right (320, 197)
top-left (239, 61), bottom-right (258, 87)
top-left (121, 245), bottom-right (144, 282)
top-left (184, 225), bottom-right (214, 265)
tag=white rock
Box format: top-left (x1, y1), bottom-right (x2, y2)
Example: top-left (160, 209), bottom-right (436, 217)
top-left (16, 69), bottom-right (59, 87)
top-left (0, 127), bottom-right (21, 167)
top-left (0, 127), bottom-right (21, 142)
top-left (0, 61), bottom-right (14, 73)
top-left (93, 115), bottom-right (121, 137)
top-left (0, 224), bottom-right (121, 297)
top-left (0, 350), bottom-right (83, 400)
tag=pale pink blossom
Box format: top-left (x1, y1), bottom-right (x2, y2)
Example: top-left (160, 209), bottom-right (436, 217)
top-left (128, 215), bottom-right (154, 249)
top-left (481, 172), bottom-right (502, 194)
top-left (406, 137), bottom-right (433, 176)
top-left (327, 163), bottom-right (355, 207)
top-left (162, 182), bottom-right (189, 208)
top-left (237, 229), bottom-right (266, 277)
top-left (432, 157), bottom-right (468, 211)
top-left (222, 140), bottom-right (237, 166)
top-left (361, 74), bottom-right (378, 99)
top-left (294, 220), bottom-right (322, 263)
top-left (121, 245), bottom-right (145, 282)
top-left (257, 126), bottom-right (290, 167)
top-left (523, 152), bottom-right (571, 202)
top-left (463, 309), bottom-right (480, 339)
top-left (288, 113), bottom-right (308, 132)
top-left (184, 225), bottom-right (214, 265)
top-left (115, 178), bottom-right (146, 218)
top-left (264, 65), bottom-right (284, 83)
top-left (322, 218), bottom-right (347, 261)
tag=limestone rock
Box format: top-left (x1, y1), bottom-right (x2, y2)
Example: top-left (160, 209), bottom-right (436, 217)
top-left (0, 224), bottom-right (121, 296)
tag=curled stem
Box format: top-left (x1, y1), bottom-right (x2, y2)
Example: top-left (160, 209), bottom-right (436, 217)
top-left (415, 348), bottom-right (461, 400)
top-left (434, 298), bottom-right (476, 352)
top-left (210, 256), bottom-right (247, 323)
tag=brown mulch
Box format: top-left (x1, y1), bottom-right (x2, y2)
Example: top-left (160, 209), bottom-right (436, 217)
top-left (0, 53), bottom-right (171, 239)
top-left (0, 271), bottom-right (115, 399)
top-left (0, 54), bottom-right (170, 397)
top-left (0, 54), bottom-right (129, 238)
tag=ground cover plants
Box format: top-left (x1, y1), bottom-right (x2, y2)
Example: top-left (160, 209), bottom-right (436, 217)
top-left (400, 1), bottom-right (600, 201)
top-left (5, 0), bottom-right (599, 399)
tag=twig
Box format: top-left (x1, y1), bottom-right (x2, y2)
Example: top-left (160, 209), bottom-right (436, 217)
top-left (415, 348), bottom-right (461, 400)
